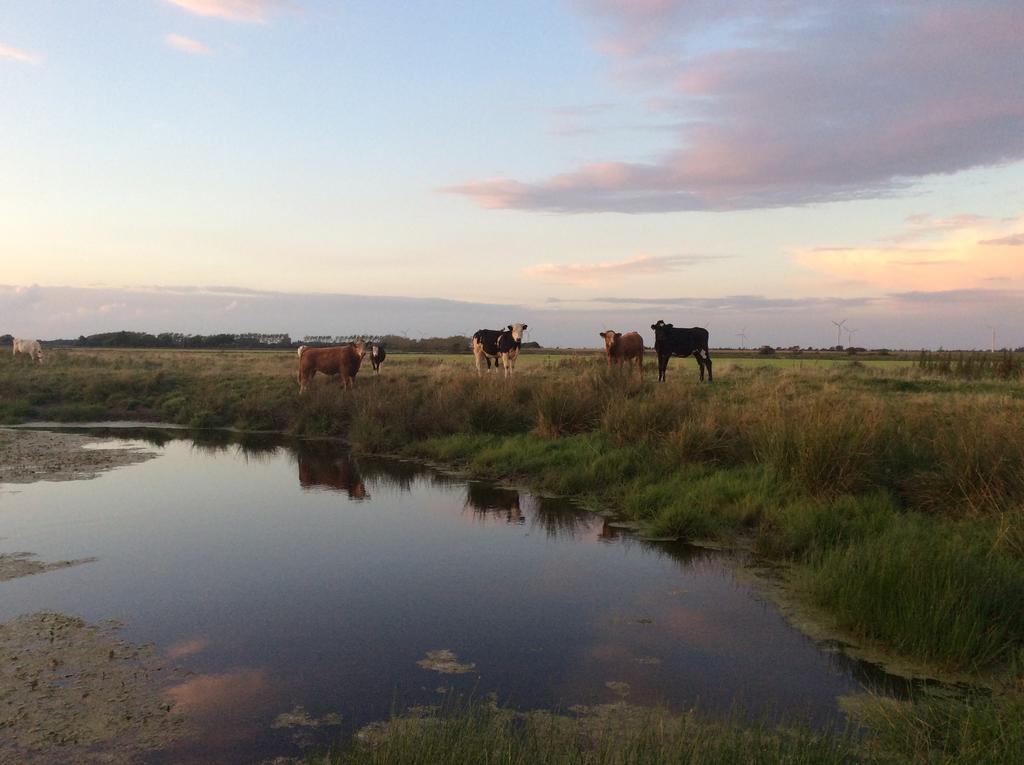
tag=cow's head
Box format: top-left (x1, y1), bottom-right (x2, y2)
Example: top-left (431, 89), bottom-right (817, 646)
top-left (508, 323), bottom-right (527, 342)
top-left (599, 330), bottom-right (621, 350)
top-left (651, 320), bottom-right (673, 334)
top-left (352, 340), bottom-right (367, 358)
top-left (371, 344), bottom-right (380, 359)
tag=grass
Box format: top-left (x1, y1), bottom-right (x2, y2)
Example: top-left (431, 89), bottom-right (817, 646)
top-left (2, 347), bottom-right (1023, 762)
top-left (317, 699), bottom-right (855, 765)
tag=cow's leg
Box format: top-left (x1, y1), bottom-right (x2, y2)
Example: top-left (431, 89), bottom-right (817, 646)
top-left (693, 352), bottom-right (706, 382)
top-left (474, 347), bottom-right (485, 377)
top-left (657, 353), bottom-right (668, 382)
top-left (635, 353), bottom-right (643, 378)
top-left (703, 349), bottom-right (713, 382)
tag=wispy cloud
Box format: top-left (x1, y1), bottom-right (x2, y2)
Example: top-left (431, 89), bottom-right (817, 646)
top-left (794, 213), bottom-right (1024, 291)
top-left (523, 254), bottom-right (725, 285)
top-left (165, 33), bottom-right (211, 55)
top-left (164, 0), bottom-right (291, 24)
top-left (980, 233), bottom-right (1024, 246)
top-left (450, 2), bottom-right (1024, 213)
top-left (0, 42), bottom-right (42, 65)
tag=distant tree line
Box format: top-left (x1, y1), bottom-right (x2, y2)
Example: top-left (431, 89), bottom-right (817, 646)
top-left (49, 331), bottom-right (294, 349)
top-left (39, 330), bottom-right (541, 353)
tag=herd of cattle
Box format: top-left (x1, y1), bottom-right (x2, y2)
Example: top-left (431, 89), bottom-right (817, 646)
top-left (10, 320), bottom-right (712, 390)
top-left (293, 320), bottom-right (712, 390)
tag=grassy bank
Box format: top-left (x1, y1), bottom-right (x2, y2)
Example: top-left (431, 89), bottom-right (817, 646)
top-left (311, 693), bottom-right (1024, 765)
top-left (3, 348), bottom-right (1022, 762)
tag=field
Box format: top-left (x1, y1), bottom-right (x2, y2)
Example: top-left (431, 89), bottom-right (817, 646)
top-left (2, 346), bottom-right (1023, 762)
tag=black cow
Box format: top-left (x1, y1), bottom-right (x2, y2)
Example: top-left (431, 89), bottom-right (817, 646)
top-left (472, 323), bottom-right (527, 378)
top-left (370, 343), bottom-right (386, 374)
top-left (650, 320), bottom-right (712, 382)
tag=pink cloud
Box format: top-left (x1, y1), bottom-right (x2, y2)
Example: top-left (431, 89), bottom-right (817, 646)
top-left (793, 213), bottom-right (1024, 292)
top-left (0, 42), bottom-right (42, 65)
top-left (451, 2), bottom-right (1024, 213)
top-left (980, 233), bottom-right (1024, 246)
top-left (165, 33), bottom-right (211, 55)
top-left (523, 254), bottom-right (724, 285)
top-left (164, 0), bottom-right (290, 23)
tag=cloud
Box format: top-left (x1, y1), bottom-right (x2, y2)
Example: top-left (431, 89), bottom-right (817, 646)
top-left (450, 2), bottom-right (1024, 213)
top-left (883, 214), bottom-right (993, 244)
top-left (980, 233), bottom-right (1024, 246)
top-left (3, 281), bottom-right (1022, 349)
top-left (165, 33), bottom-right (211, 55)
top-left (0, 42), bottom-right (42, 65)
top-left (794, 213), bottom-right (1024, 291)
top-left (523, 254), bottom-right (726, 284)
top-left (164, 0), bottom-right (290, 23)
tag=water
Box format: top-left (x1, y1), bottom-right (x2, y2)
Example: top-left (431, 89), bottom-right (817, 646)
top-left (1, 429), bottom-right (905, 763)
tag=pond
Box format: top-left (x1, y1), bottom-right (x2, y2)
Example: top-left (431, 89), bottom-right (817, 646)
top-left (1, 429), bottom-right (908, 763)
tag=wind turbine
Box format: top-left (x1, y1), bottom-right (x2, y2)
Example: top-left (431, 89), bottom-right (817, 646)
top-left (847, 327), bottom-right (859, 347)
top-left (736, 327), bottom-right (748, 350)
top-left (986, 325), bottom-right (997, 353)
top-left (832, 319), bottom-right (848, 348)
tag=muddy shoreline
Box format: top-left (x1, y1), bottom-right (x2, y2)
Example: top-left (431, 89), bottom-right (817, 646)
top-left (0, 427), bottom-right (157, 485)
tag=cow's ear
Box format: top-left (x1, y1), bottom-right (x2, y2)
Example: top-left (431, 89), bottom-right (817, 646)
top-left (522, 324), bottom-right (527, 330)
top-left (508, 325), bottom-right (514, 330)
top-left (615, 332), bottom-right (622, 340)
top-left (598, 332), bottom-right (605, 339)
top-left (650, 323), bottom-right (658, 330)
top-left (665, 323), bottom-right (673, 329)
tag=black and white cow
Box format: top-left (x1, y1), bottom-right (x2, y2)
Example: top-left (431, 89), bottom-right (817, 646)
top-left (650, 320), bottom-right (712, 382)
top-left (472, 323), bottom-right (528, 378)
top-left (370, 343), bottom-right (386, 374)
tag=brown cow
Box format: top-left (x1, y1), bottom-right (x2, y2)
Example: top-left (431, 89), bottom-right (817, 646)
top-left (599, 330), bottom-right (644, 377)
top-left (297, 340), bottom-right (366, 393)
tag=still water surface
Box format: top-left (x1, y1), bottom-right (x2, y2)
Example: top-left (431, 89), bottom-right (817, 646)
top-left (1, 430), bottom-right (901, 763)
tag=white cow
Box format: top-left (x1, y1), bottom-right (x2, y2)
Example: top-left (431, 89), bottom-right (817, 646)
top-left (12, 338), bottom-right (44, 363)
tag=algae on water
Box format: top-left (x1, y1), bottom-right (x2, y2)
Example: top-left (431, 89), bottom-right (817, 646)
top-left (0, 611), bottom-right (185, 765)
top-left (417, 649), bottom-right (476, 674)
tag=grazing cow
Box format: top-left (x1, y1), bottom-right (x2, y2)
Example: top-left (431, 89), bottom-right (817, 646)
top-left (370, 343), bottom-right (387, 374)
top-left (12, 338), bottom-right (43, 363)
top-left (650, 320), bottom-right (712, 382)
top-left (472, 323), bottom-right (528, 378)
top-left (599, 330), bottom-right (644, 377)
top-left (297, 340), bottom-right (366, 392)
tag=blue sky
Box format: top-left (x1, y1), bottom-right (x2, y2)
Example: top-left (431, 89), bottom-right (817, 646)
top-left (2, 1), bottom-right (1023, 348)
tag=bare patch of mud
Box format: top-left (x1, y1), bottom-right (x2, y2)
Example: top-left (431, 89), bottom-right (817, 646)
top-left (0, 428), bottom-right (156, 485)
top-left (0, 551), bottom-right (97, 582)
top-left (0, 611), bottom-right (186, 764)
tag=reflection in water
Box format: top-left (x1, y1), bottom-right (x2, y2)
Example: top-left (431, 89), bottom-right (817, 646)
top-left (463, 483), bottom-right (595, 538)
top-left (465, 482), bottom-right (523, 524)
top-left (297, 451), bottom-right (368, 499)
top-left (11, 425), bottom-right (952, 765)
top-left (166, 636), bottom-right (210, 660)
top-left (531, 495), bottom-right (593, 539)
top-left (165, 667), bottom-right (270, 718)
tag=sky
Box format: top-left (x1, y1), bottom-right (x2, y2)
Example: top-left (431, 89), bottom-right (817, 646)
top-left (2, 0), bottom-right (1023, 349)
